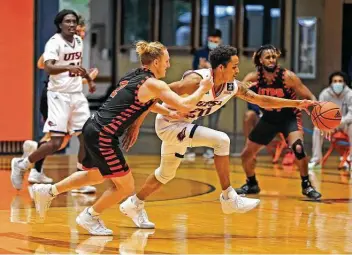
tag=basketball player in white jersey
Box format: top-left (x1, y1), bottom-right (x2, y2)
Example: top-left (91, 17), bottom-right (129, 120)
top-left (23, 15), bottom-right (98, 193)
top-left (11, 9), bottom-right (96, 191)
top-left (119, 45), bottom-right (315, 228)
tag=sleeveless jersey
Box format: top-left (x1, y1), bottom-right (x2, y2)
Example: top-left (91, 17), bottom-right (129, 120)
top-left (43, 33), bottom-right (84, 93)
top-left (160, 68), bottom-right (238, 123)
top-left (93, 68), bottom-right (155, 137)
top-left (250, 66), bottom-right (300, 122)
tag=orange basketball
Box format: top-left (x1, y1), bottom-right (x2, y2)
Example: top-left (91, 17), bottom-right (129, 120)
top-left (311, 102), bottom-right (341, 131)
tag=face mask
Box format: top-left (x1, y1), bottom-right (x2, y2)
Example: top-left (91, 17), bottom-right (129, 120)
top-left (331, 82), bottom-right (344, 94)
top-left (208, 41), bottom-right (219, 50)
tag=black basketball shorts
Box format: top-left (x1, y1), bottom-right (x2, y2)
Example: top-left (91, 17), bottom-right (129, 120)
top-left (81, 118), bottom-right (130, 178)
top-left (248, 115), bottom-right (302, 145)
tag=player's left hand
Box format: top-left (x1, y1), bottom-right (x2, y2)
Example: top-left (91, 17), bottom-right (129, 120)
top-left (122, 125), bottom-right (140, 152)
top-left (88, 81), bottom-right (96, 93)
top-left (297, 100), bottom-right (318, 115)
top-left (168, 111), bottom-right (187, 120)
top-left (83, 68), bottom-right (99, 85)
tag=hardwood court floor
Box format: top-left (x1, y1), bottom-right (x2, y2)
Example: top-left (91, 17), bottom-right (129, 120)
top-left (0, 154), bottom-right (351, 254)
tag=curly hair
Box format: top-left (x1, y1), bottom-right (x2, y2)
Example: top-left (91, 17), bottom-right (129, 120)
top-left (209, 45), bottom-right (238, 69)
top-left (54, 9), bottom-right (79, 33)
top-left (252, 44), bottom-right (281, 67)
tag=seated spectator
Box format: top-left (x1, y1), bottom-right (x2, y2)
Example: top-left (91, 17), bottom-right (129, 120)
top-left (309, 71), bottom-right (352, 169)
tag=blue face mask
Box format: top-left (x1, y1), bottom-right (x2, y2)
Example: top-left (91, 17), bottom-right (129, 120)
top-left (332, 82), bottom-right (344, 94)
top-left (208, 41), bottom-right (219, 50)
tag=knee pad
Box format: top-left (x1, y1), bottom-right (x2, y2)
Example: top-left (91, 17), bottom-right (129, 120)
top-left (213, 132), bottom-right (230, 156)
top-left (292, 139), bottom-right (306, 160)
top-left (154, 154), bottom-right (182, 184)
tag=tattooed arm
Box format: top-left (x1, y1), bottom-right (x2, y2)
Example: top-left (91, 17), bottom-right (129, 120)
top-left (235, 81), bottom-right (313, 109)
top-left (284, 70), bottom-right (317, 100)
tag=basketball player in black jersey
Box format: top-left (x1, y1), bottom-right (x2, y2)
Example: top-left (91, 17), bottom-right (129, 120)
top-left (31, 40), bottom-right (213, 235)
top-left (235, 44), bottom-right (321, 200)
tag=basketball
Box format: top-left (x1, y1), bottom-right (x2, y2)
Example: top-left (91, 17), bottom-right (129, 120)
top-left (311, 102), bottom-right (342, 131)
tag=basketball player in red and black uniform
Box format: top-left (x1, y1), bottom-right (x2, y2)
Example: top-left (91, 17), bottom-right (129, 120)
top-left (31, 40), bottom-right (213, 235)
top-left (235, 44), bottom-right (321, 200)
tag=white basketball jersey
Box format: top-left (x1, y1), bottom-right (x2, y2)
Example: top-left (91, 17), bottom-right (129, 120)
top-left (43, 33), bottom-right (83, 93)
top-left (159, 68), bottom-right (238, 123)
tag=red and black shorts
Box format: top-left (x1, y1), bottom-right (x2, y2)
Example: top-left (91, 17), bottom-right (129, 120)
top-left (81, 118), bottom-right (130, 178)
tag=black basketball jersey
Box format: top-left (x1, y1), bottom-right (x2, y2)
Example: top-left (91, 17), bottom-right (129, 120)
top-left (93, 68), bottom-right (155, 137)
top-left (250, 66), bottom-right (300, 122)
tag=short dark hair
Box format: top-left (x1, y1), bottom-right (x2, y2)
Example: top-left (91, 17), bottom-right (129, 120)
top-left (209, 29), bottom-right (222, 38)
top-left (252, 44), bottom-right (281, 67)
top-left (209, 45), bottom-right (237, 69)
top-left (54, 9), bottom-right (79, 33)
top-left (328, 71), bottom-right (350, 86)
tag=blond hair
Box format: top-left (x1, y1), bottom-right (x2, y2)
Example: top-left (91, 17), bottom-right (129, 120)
top-left (135, 40), bottom-right (166, 65)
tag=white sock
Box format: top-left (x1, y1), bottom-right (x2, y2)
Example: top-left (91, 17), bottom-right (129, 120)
top-left (50, 185), bottom-right (59, 196)
top-left (88, 207), bottom-right (100, 216)
top-left (132, 194), bottom-right (144, 206)
top-left (222, 186), bottom-right (237, 200)
top-left (19, 157), bottom-right (31, 169)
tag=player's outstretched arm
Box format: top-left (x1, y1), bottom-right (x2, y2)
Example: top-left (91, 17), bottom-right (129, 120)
top-left (141, 77), bottom-right (212, 113)
top-left (236, 82), bottom-right (315, 111)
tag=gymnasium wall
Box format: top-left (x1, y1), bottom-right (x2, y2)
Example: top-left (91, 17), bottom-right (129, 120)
top-left (0, 0), bottom-right (34, 141)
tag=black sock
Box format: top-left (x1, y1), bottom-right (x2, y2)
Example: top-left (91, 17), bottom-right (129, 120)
top-left (247, 175), bottom-right (258, 185)
top-left (34, 142), bottom-right (46, 173)
top-left (301, 175), bottom-right (311, 188)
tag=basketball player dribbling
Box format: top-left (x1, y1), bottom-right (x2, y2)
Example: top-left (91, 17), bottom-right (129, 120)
top-left (119, 45), bottom-right (316, 229)
top-left (23, 15), bottom-right (98, 195)
top-left (31, 40), bottom-right (215, 235)
top-left (11, 9), bottom-right (97, 193)
top-left (235, 44), bottom-right (321, 200)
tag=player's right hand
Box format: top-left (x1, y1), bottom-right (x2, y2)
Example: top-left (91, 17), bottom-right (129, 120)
top-left (199, 75), bottom-right (213, 92)
top-left (67, 65), bottom-right (87, 76)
